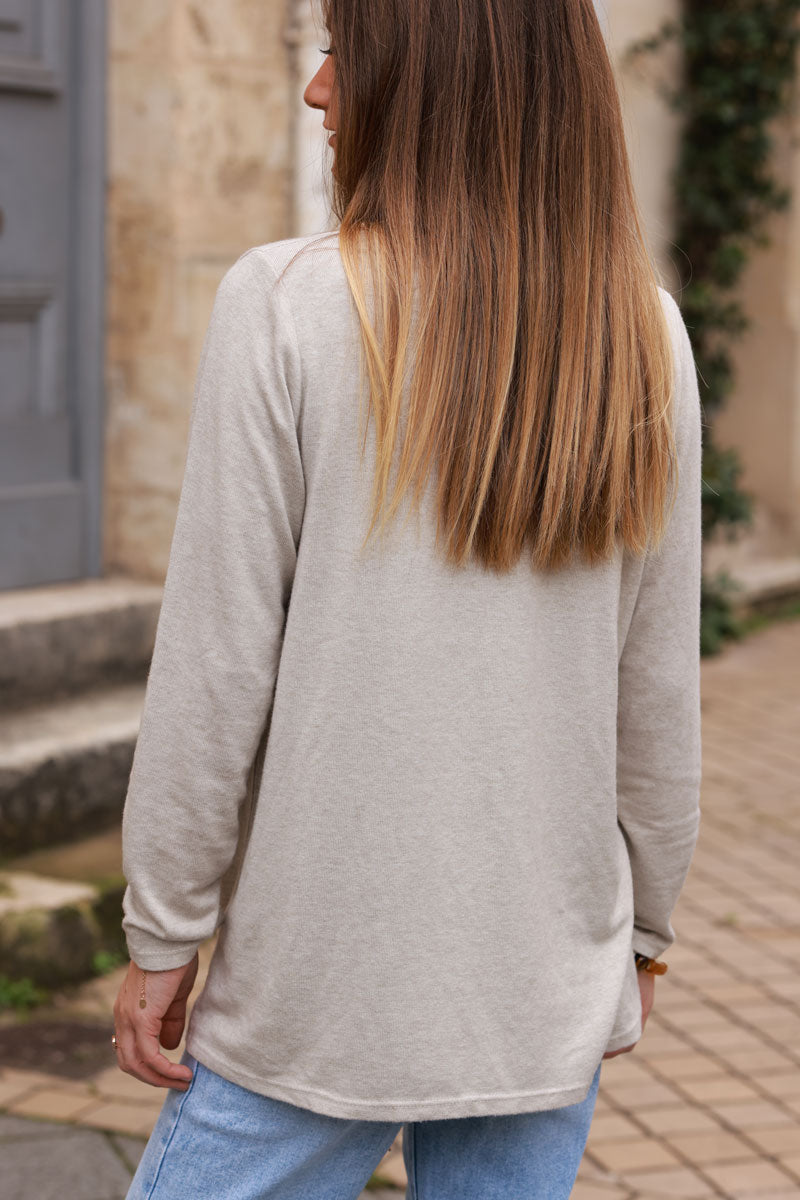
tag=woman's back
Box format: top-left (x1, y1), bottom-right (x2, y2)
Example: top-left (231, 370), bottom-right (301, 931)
top-left (120, 230), bottom-right (703, 1121)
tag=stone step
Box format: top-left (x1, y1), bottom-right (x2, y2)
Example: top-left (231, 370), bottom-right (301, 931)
top-left (1, 828), bottom-right (129, 988)
top-left (0, 830), bottom-right (129, 989)
top-left (0, 871), bottom-right (97, 917)
top-left (0, 870), bottom-right (127, 990)
top-left (729, 555), bottom-right (800, 612)
top-left (0, 575), bottom-right (162, 711)
top-left (6, 826), bottom-right (123, 885)
top-left (0, 682), bottom-right (144, 857)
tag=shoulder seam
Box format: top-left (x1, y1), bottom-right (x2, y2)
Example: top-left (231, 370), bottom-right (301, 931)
top-left (245, 248), bottom-right (304, 429)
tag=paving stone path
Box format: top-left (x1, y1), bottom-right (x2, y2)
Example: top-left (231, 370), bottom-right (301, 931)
top-left (2, 615), bottom-right (799, 1199)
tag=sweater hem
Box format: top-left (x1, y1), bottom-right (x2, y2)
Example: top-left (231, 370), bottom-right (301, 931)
top-left (184, 1029), bottom-right (627, 1122)
top-left (603, 1021), bottom-right (643, 1053)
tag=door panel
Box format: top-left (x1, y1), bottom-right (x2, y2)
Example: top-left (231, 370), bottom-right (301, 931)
top-left (0, 0), bottom-right (106, 589)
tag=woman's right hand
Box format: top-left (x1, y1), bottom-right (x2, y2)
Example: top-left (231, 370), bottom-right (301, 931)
top-left (602, 966), bottom-right (655, 1059)
top-left (112, 952), bottom-right (199, 1089)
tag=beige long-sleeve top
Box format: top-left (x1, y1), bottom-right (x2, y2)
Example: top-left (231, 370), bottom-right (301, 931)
top-left (121, 231), bottom-right (703, 1121)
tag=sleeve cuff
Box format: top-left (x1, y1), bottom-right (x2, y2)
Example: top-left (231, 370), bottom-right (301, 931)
top-left (124, 935), bottom-right (202, 972)
top-left (631, 927), bottom-right (674, 960)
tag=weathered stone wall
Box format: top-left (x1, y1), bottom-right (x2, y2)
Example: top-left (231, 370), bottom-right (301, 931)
top-left (604, 0), bottom-right (683, 286)
top-left (103, 1), bottom-right (295, 578)
top-left (606, 0), bottom-right (800, 555)
top-left (292, 0), bottom-right (336, 236)
top-left (709, 90), bottom-right (800, 557)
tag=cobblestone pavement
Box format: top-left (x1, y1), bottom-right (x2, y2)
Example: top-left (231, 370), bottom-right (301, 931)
top-left (2, 616), bottom-right (799, 1199)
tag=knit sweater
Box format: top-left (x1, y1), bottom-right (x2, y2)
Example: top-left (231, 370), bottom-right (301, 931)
top-left (121, 231), bottom-right (703, 1122)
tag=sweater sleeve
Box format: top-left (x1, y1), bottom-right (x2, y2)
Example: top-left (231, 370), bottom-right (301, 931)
top-left (120, 248), bottom-right (305, 971)
top-left (616, 290), bottom-right (704, 961)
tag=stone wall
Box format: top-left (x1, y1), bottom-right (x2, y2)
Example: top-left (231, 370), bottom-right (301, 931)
top-left (709, 90), bottom-right (800, 558)
top-left (607, 0), bottom-right (800, 555)
top-left (103, 0), bottom-right (295, 578)
top-left (604, 0), bottom-right (682, 287)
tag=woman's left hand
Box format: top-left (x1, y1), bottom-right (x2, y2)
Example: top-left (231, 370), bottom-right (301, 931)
top-left (602, 966), bottom-right (656, 1060)
top-left (112, 952), bottom-right (199, 1089)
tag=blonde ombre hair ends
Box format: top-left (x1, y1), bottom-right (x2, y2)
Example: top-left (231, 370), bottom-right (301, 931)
top-left (316, 0), bottom-right (676, 572)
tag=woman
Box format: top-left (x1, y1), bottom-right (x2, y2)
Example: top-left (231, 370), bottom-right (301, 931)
top-left (117, 1), bottom-right (703, 1196)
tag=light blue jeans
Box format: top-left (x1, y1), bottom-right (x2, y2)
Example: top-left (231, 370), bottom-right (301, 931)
top-left (127, 1048), bottom-right (602, 1199)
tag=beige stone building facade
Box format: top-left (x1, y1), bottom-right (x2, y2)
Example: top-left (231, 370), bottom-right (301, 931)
top-left (103, 0), bottom-right (800, 584)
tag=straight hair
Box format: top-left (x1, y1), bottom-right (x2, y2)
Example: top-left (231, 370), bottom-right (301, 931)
top-left (298, 0), bottom-right (677, 573)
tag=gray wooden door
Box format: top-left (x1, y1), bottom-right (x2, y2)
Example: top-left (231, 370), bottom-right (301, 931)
top-left (0, 0), bottom-right (106, 589)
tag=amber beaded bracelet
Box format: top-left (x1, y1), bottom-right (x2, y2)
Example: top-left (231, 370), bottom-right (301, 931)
top-left (634, 951), bottom-right (668, 975)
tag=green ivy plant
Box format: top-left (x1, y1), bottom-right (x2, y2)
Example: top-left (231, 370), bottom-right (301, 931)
top-left (626, 1), bottom-right (800, 654)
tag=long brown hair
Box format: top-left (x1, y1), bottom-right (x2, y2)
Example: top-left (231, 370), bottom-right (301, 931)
top-left (306, 0), bottom-right (676, 573)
